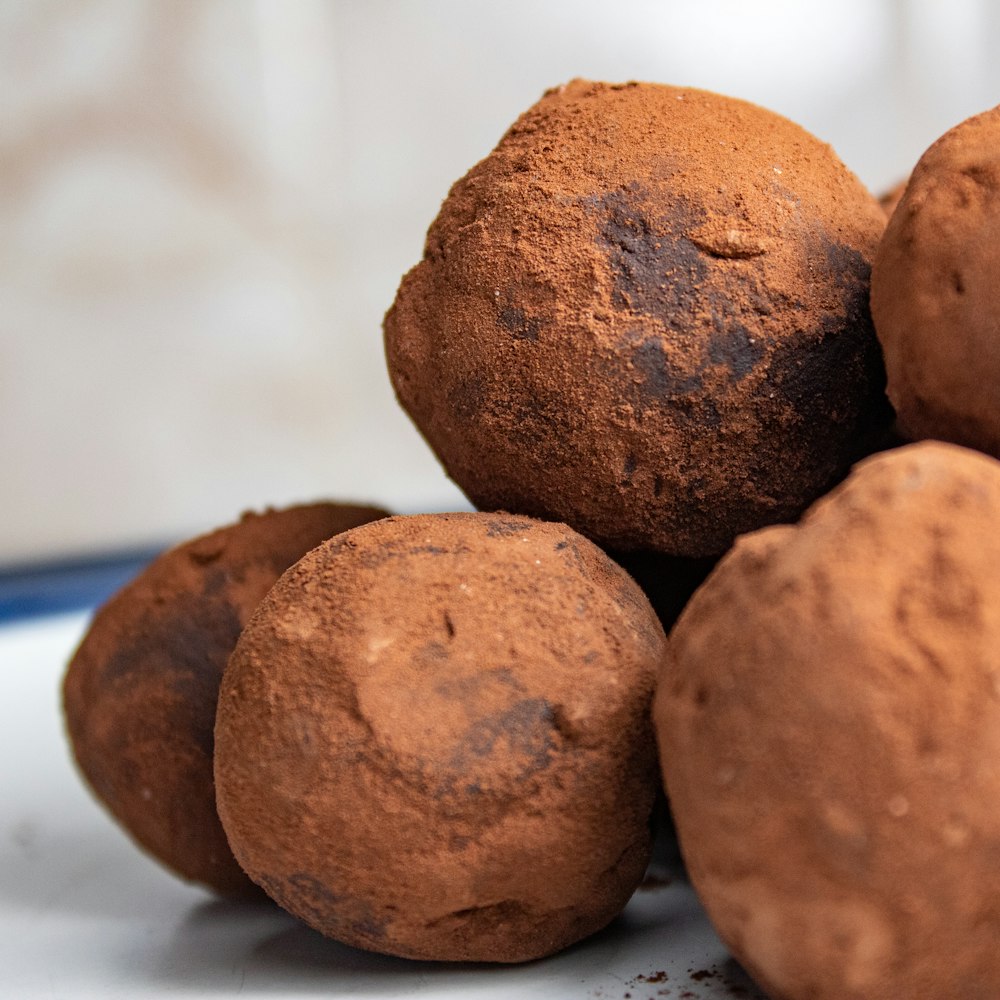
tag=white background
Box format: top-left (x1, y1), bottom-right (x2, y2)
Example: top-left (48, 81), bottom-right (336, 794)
top-left (3, 0), bottom-right (1000, 565)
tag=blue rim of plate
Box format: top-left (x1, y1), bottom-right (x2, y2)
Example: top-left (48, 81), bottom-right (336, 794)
top-left (0, 547), bottom-right (164, 624)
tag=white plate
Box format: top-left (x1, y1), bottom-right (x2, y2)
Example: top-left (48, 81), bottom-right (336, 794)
top-left (0, 612), bottom-right (765, 999)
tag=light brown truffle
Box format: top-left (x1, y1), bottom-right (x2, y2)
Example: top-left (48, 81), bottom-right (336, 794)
top-left (655, 442), bottom-right (1000, 1000)
top-left (63, 501), bottom-right (387, 896)
top-left (871, 106), bottom-right (1000, 457)
top-left (385, 80), bottom-right (890, 557)
top-left (214, 511), bottom-right (665, 962)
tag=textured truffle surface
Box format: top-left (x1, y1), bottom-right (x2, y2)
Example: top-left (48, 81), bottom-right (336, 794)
top-left (872, 106), bottom-right (1000, 457)
top-left (655, 442), bottom-right (1000, 1000)
top-left (385, 80), bottom-right (889, 557)
top-left (63, 502), bottom-right (387, 895)
top-left (214, 512), bottom-right (665, 962)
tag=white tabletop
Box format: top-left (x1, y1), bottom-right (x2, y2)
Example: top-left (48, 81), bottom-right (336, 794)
top-left (0, 611), bottom-right (764, 999)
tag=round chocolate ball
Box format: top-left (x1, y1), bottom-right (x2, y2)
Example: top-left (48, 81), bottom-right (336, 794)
top-left (214, 512), bottom-right (665, 961)
top-left (385, 80), bottom-right (889, 557)
top-left (871, 106), bottom-right (1000, 459)
top-left (655, 442), bottom-right (1000, 999)
top-left (63, 501), bottom-right (387, 895)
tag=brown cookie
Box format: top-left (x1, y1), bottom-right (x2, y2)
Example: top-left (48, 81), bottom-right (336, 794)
top-left (656, 442), bottom-right (1000, 999)
top-left (214, 511), bottom-right (665, 961)
top-left (63, 501), bottom-right (388, 895)
top-left (385, 80), bottom-right (889, 557)
top-left (871, 106), bottom-right (1000, 458)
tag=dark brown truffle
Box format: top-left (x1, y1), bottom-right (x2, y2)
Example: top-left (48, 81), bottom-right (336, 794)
top-left (214, 511), bottom-right (665, 961)
top-left (871, 106), bottom-right (1000, 458)
top-left (63, 501), bottom-right (388, 896)
top-left (655, 442), bottom-right (1000, 999)
top-left (385, 80), bottom-right (889, 557)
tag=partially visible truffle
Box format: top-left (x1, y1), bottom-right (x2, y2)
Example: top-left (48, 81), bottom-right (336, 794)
top-left (215, 512), bottom-right (666, 961)
top-left (871, 106), bottom-right (1000, 458)
top-left (385, 79), bottom-right (890, 557)
top-left (878, 178), bottom-right (908, 217)
top-left (63, 501), bottom-right (388, 896)
top-left (656, 442), bottom-right (1000, 1000)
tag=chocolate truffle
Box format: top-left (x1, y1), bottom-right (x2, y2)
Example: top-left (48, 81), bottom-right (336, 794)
top-left (214, 512), bottom-right (665, 961)
top-left (63, 501), bottom-right (387, 896)
top-left (655, 442), bottom-right (1000, 1000)
top-left (385, 80), bottom-right (889, 557)
top-left (871, 106), bottom-right (1000, 458)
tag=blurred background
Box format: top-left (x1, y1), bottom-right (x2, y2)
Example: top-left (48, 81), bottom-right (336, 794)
top-left (3, 0), bottom-right (999, 568)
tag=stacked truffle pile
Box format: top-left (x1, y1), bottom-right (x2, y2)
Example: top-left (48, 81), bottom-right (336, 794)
top-left (63, 80), bottom-right (1000, 997)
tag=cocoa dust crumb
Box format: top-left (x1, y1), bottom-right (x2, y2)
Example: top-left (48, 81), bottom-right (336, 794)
top-left (636, 970), bottom-right (669, 983)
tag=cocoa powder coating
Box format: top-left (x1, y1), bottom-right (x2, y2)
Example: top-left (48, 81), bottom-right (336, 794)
top-left (63, 501), bottom-right (387, 895)
top-left (214, 511), bottom-right (666, 962)
top-left (871, 106), bottom-right (1000, 458)
top-left (385, 80), bottom-right (890, 556)
top-left (656, 442), bottom-right (1000, 1000)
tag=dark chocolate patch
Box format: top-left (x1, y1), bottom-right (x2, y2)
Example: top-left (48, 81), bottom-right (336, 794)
top-left (485, 518), bottom-right (531, 538)
top-left (632, 336), bottom-right (703, 401)
top-left (591, 184), bottom-right (707, 319)
top-left (824, 240), bottom-right (872, 293)
top-left (100, 593), bottom-right (235, 686)
top-left (752, 240), bottom-right (889, 512)
top-left (202, 567), bottom-right (230, 596)
top-left (257, 872), bottom-right (387, 942)
top-left (589, 188), bottom-right (776, 420)
top-left (451, 698), bottom-right (556, 773)
top-left (767, 284), bottom-right (885, 434)
top-left (424, 898), bottom-right (531, 932)
top-left (447, 375), bottom-right (486, 421)
top-left (433, 666), bottom-right (526, 701)
top-left (707, 321), bottom-right (765, 381)
top-left (100, 587), bottom-right (242, 755)
top-left (357, 541), bottom-right (469, 570)
top-left (632, 337), bottom-right (672, 397)
top-left (497, 305), bottom-right (540, 342)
